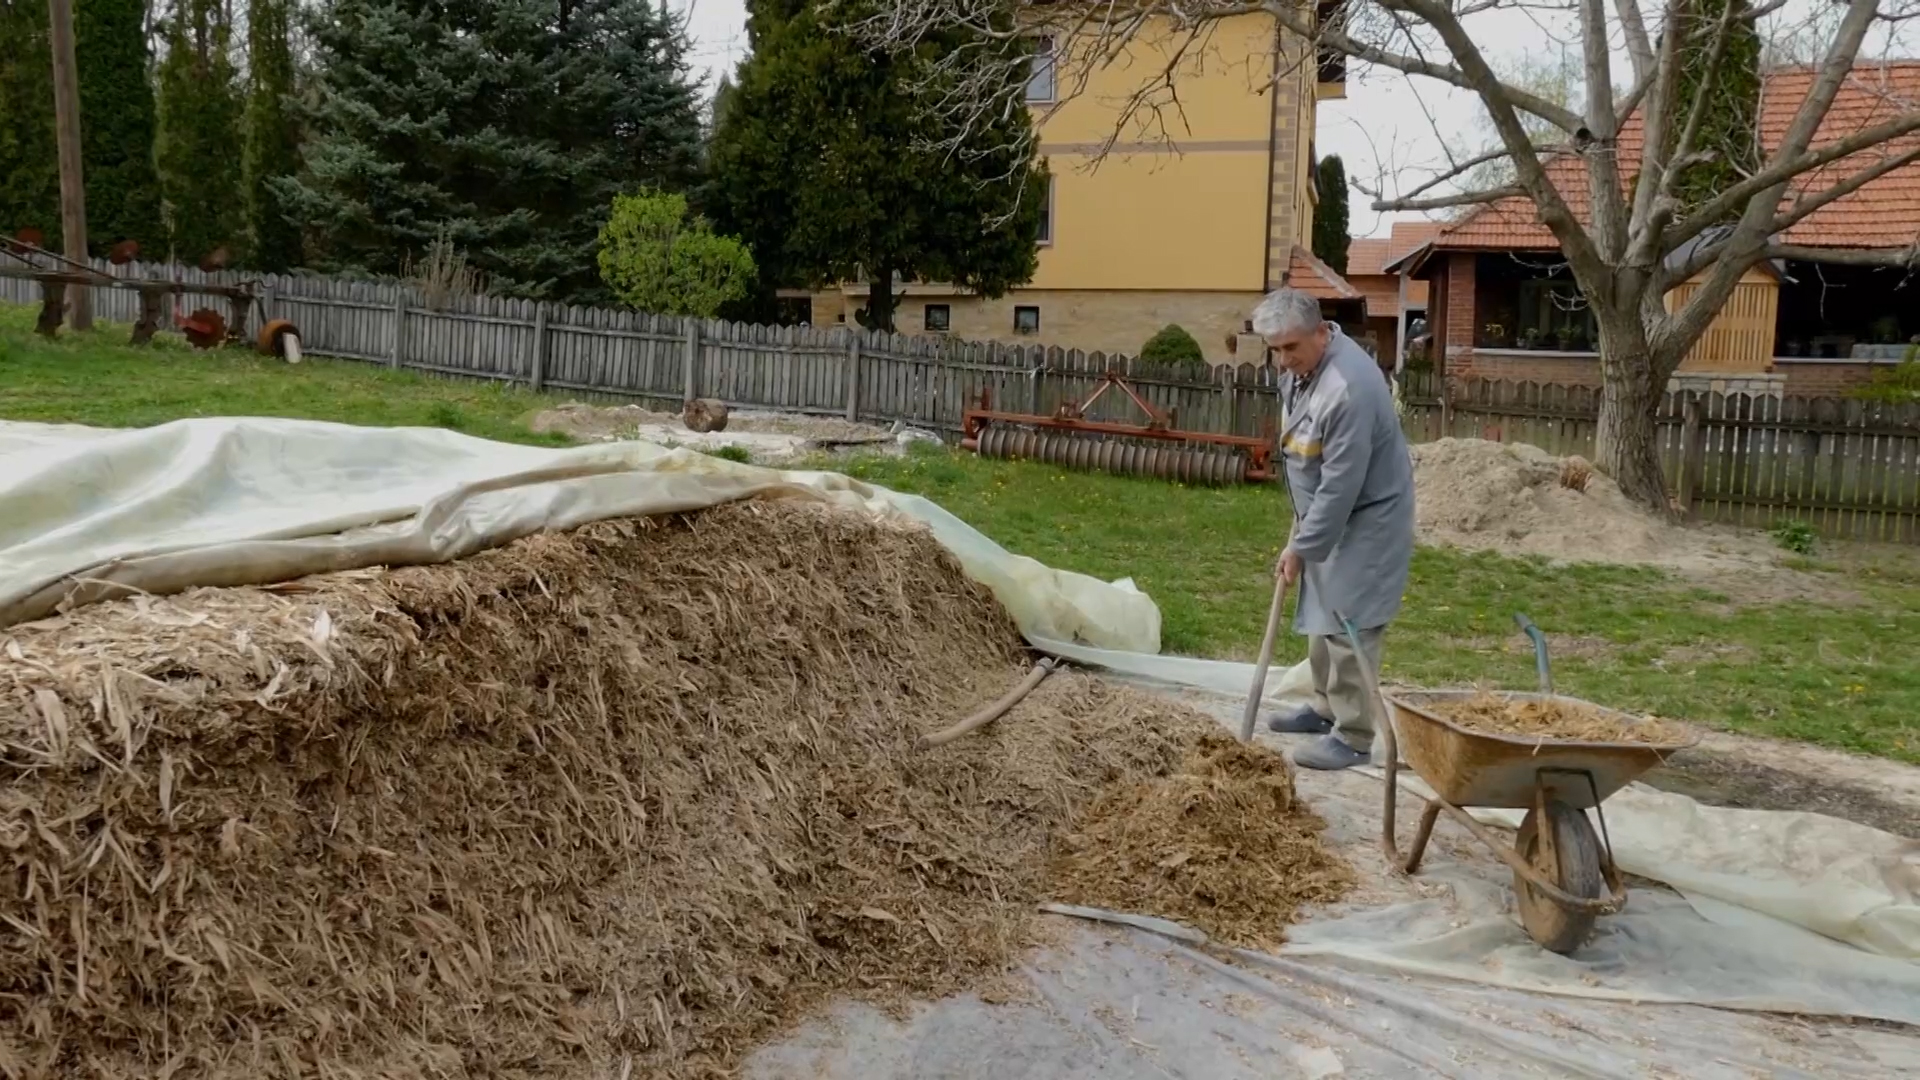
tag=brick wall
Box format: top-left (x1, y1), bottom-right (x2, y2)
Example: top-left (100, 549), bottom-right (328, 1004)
top-left (1265, 34), bottom-right (1307, 289)
top-left (864, 289), bottom-right (1266, 366)
top-left (1777, 360), bottom-right (1883, 396)
top-left (1454, 352), bottom-right (1603, 386)
top-left (1443, 254), bottom-right (1477, 359)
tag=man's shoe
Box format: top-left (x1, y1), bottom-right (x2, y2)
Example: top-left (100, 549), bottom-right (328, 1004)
top-left (1293, 734), bottom-right (1370, 771)
top-left (1267, 706), bottom-right (1334, 735)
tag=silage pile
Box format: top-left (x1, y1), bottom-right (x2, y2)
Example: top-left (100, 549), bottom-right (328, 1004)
top-left (0, 500), bottom-right (1266, 1078)
top-left (1410, 438), bottom-right (1765, 567)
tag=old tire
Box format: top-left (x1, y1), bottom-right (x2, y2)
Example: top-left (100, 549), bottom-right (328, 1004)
top-left (684, 398), bottom-right (730, 433)
top-left (1513, 798), bottom-right (1605, 955)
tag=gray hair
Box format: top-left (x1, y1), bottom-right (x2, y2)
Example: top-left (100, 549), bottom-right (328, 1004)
top-left (1250, 288), bottom-right (1325, 338)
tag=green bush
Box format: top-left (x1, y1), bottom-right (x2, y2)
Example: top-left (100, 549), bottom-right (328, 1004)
top-left (1770, 518), bottom-right (1817, 556)
top-left (598, 189), bottom-right (756, 317)
top-left (1140, 324), bottom-right (1205, 365)
top-left (1854, 342), bottom-right (1920, 404)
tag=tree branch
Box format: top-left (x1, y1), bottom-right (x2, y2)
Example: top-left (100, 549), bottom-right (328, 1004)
top-left (1374, 186), bottom-right (1528, 212)
top-left (1771, 143), bottom-right (1920, 235)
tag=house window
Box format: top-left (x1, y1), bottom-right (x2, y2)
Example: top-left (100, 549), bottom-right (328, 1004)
top-left (1514, 280), bottom-right (1597, 351)
top-left (1037, 175), bottom-right (1054, 245)
top-left (1025, 37), bottom-right (1057, 103)
top-left (1014, 306), bottom-right (1040, 334)
top-left (1316, 2), bottom-right (1348, 85)
top-left (924, 304), bottom-right (951, 333)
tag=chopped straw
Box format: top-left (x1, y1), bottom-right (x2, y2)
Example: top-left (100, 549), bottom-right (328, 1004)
top-left (1048, 732), bottom-right (1354, 950)
top-left (0, 500), bottom-right (1341, 1077)
top-left (1423, 692), bottom-right (1687, 745)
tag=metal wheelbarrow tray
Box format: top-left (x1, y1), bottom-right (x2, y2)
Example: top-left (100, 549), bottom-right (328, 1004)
top-left (1335, 608), bottom-right (1701, 955)
top-left (1374, 688), bottom-right (1698, 953)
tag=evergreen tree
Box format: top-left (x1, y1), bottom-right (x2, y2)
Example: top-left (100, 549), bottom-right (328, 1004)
top-left (284, 0), bottom-right (704, 300)
top-left (244, 0), bottom-right (302, 270)
top-left (77, 0), bottom-right (163, 253)
top-left (1670, 0), bottom-right (1761, 219)
top-left (156, 0), bottom-right (246, 264)
top-left (1312, 155), bottom-right (1350, 275)
top-left (0, 1), bottom-right (58, 242)
top-left (705, 0), bottom-right (1045, 331)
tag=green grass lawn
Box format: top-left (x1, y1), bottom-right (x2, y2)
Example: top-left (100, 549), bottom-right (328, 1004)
top-left (4, 307), bottom-right (1916, 762)
top-left (0, 306), bottom-right (571, 445)
top-left (839, 447), bottom-right (1920, 764)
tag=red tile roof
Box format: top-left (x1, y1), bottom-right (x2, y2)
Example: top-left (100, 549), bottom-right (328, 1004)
top-left (1343, 221), bottom-right (1440, 314)
top-left (1286, 245), bottom-right (1364, 301)
top-left (1424, 62), bottom-right (1920, 254)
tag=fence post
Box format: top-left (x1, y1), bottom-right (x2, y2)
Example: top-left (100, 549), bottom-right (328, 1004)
top-left (1221, 364), bottom-right (1239, 435)
top-left (529, 303), bottom-right (549, 392)
top-left (389, 291), bottom-right (406, 369)
top-left (845, 332), bottom-right (862, 422)
top-left (261, 283), bottom-right (276, 324)
top-left (682, 319), bottom-right (700, 405)
top-left (1026, 349), bottom-right (1041, 415)
top-left (1677, 393), bottom-right (1704, 515)
top-left (1438, 378), bottom-right (1454, 435)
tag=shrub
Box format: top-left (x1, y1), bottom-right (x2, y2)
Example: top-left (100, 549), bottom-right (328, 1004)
top-left (1853, 342), bottom-right (1920, 404)
top-left (1770, 518), bottom-right (1817, 556)
top-left (1140, 324), bottom-right (1205, 366)
top-left (598, 189), bottom-right (756, 317)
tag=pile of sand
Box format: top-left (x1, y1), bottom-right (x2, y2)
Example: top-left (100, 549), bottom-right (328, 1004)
top-left (0, 500), bottom-right (1344, 1076)
top-left (1410, 438), bottom-right (1770, 569)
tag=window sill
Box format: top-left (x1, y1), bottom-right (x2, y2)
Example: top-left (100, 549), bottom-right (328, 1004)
top-left (1472, 348), bottom-right (1599, 360)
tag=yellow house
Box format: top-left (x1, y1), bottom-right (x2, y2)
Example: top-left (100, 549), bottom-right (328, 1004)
top-left (804, 11), bottom-right (1355, 365)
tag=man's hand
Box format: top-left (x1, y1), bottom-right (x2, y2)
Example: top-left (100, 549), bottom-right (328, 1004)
top-left (1276, 547), bottom-right (1302, 587)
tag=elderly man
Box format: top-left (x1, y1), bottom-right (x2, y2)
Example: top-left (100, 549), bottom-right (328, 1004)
top-left (1252, 288), bottom-right (1415, 771)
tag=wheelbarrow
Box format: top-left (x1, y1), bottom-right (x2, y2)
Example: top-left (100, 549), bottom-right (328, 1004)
top-left (1339, 612), bottom-right (1699, 953)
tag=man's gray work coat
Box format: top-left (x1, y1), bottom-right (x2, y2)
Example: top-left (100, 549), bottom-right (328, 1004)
top-left (1279, 327), bottom-right (1416, 637)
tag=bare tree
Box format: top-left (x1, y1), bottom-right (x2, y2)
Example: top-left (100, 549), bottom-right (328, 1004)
top-left (846, 0), bottom-right (1920, 511)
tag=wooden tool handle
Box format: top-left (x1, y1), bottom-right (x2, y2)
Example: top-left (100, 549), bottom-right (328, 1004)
top-left (1238, 572), bottom-right (1290, 742)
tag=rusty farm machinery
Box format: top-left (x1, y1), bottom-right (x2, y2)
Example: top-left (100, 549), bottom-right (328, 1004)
top-left (1, 232), bottom-right (304, 361)
top-left (961, 369), bottom-right (1276, 485)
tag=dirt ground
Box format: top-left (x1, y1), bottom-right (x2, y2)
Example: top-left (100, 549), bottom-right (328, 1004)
top-left (1644, 728), bottom-right (1920, 837)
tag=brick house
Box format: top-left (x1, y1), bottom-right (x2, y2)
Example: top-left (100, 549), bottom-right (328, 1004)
top-left (1344, 221), bottom-right (1441, 370)
top-left (1384, 62), bottom-right (1920, 396)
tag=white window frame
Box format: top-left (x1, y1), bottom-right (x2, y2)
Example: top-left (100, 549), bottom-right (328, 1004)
top-left (1024, 36), bottom-right (1057, 104)
top-left (1036, 174), bottom-right (1054, 246)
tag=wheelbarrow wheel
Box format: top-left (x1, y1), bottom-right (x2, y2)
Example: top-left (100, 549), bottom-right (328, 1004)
top-left (1514, 798), bottom-right (1605, 954)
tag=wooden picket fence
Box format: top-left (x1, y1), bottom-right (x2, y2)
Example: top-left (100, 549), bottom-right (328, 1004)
top-left (0, 258), bottom-right (1298, 439)
top-left (8, 260), bottom-right (1919, 541)
top-left (1401, 372), bottom-right (1920, 542)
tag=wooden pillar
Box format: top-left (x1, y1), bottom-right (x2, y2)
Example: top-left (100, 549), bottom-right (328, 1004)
top-left (36, 280), bottom-right (66, 337)
top-left (529, 303), bottom-right (549, 391)
top-left (844, 332), bottom-right (862, 422)
top-left (1676, 394), bottom-right (1704, 515)
top-left (389, 292), bottom-right (406, 369)
top-left (1393, 271), bottom-right (1410, 378)
top-left (682, 320), bottom-right (700, 405)
top-left (47, 0), bottom-right (90, 329)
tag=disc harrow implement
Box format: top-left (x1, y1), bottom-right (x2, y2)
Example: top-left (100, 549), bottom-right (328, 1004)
top-left (961, 371), bottom-right (1274, 485)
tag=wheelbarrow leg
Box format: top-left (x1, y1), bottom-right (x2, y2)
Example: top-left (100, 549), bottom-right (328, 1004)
top-left (1404, 800), bottom-right (1443, 874)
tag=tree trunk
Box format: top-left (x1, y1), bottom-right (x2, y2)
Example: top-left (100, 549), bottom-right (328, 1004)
top-left (1593, 345), bottom-right (1671, 512)
top-left (861, 271), bottom-right (897, 333)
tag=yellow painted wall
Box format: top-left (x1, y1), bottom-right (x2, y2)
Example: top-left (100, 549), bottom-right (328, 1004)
top-left (1029, 12), bottom-right (1309, 294)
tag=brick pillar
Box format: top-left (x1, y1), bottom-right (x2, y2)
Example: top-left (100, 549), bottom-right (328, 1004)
top-left (1266, 33), bottom-right (1306, 289)
top-left (1443, 254), bottom-right (1477, 379)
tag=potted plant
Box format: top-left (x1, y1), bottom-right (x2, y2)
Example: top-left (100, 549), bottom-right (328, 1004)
top-left (1481, 322), bottom-right (1509, 348)
top-left (1517, 327), bottom-right (1542, 350)
top-left (1555, 324), bottom-right (1581, 351)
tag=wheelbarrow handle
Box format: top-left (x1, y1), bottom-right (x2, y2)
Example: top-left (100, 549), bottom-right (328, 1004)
top-left (1513, 612), bottom-right (1553, 696)
top-left (1337, 612), bottom-right (1404, 869)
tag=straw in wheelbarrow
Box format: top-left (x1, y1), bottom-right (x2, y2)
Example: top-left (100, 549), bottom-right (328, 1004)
top-left (1425, 693), bottom-right (1687, 745)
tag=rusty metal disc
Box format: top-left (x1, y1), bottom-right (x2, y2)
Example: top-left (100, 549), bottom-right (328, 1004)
top-left (108, 239), bottom-right (140, 265)
top-left (198, 246), bottom-right (231, 273)
top-left (15, 227), bottom-right (44, 248)
top-left (180, 308), bottom-right (228, 350)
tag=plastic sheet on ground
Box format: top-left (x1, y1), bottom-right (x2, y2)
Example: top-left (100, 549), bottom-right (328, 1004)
top-left (743, 921), bottom-right (1920, 1079)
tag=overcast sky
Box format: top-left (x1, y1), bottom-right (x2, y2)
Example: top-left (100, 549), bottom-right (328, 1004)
top-left (670, 1), bottom-right (1910, 239)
